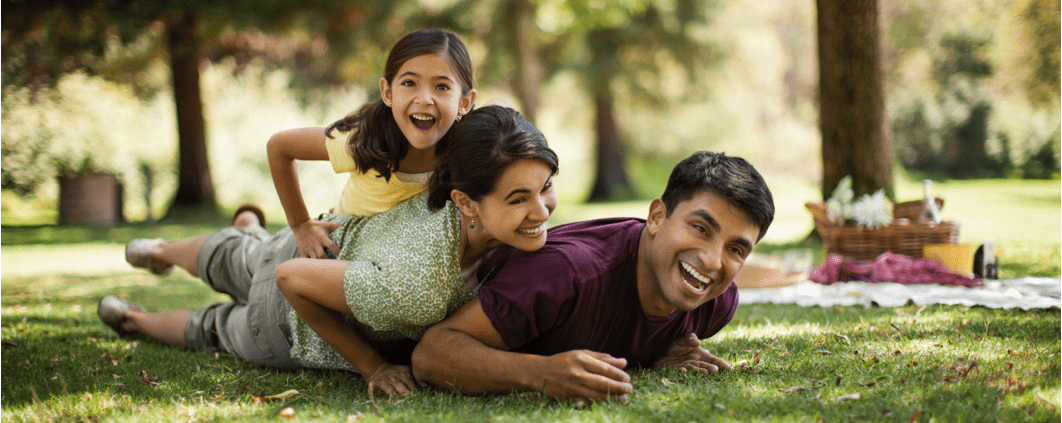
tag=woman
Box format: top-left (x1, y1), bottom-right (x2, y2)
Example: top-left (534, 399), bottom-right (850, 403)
top-left (97, 106), bottom-right (558, 395)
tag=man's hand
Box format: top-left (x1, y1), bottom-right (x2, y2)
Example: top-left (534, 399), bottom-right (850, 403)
top-left (291, 219), bottom-right (341, 258)
top-left (652, 333), bottom-right (731, 375)
top-left (364, 363), bottom-right (419, 396)
top-left (536, 350), bottom-right (633, 404)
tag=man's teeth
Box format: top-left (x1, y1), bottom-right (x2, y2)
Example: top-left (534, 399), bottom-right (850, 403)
top-left (681, 261), bottom-right (711, 291)
top-left (516, 223), bottom-right (546, 235)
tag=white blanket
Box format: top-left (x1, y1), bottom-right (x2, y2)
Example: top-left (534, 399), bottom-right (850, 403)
top-left (739, 277), bottom-right (1061, 310)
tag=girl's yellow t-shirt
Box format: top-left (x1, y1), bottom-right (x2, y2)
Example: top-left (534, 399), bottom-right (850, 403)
top-left (325, 136), bottom-right (430, 216)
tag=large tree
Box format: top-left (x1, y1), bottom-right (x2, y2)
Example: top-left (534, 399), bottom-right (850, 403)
top-left (816, 0), bottom-right (893, 199)
top-left (2, 0), bottom-right (403, 219)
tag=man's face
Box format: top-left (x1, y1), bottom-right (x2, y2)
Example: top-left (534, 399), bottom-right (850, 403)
top-left (638, 189), bottom-right (760, 317)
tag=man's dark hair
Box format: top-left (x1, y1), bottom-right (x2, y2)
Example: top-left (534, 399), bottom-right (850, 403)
top-left (660, 151), bottom-right (775, 241)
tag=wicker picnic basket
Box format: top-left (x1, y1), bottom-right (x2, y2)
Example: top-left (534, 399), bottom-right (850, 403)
top-left (806, 198), bottom-right (959, 261)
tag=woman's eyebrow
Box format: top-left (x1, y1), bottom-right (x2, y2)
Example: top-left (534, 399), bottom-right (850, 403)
top-left (504, 188), bottom-right (531, 201)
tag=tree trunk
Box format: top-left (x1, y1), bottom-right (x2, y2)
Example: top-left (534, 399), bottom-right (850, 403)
top-left (506, 0), bottom-right (542, 124)
top-left (165, 11), bottom-right (218, 219)
top-left (587, 87), bottom-right (633, 202)
top-left (816, 0), bottom-right (893, 199)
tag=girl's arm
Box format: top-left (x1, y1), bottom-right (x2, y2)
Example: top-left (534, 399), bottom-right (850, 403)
top-left (267, 128), bottom-right (342, 258)
top-left (275, 258), bottom-right (417, 395)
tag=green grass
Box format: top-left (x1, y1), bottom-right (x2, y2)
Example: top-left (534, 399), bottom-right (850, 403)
top-left (2, 178), bottom-right (1059, 421)
top-left (2, 271), bottom-right (1059, 422)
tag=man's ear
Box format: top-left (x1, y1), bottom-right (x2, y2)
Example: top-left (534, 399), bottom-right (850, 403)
top-left (450, 189), bottom-right (478, 218)
top-left (379, 77), bottom-right (392, 106)
top-left (646, 198), bottom-right (667, 236)
top-left (460, 89), bottom-right (477, 116)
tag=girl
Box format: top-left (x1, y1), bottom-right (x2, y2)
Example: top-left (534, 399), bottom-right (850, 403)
top-left (268, 28), bottom-right (477, 258)
top-left (103, 106), bottom-right (557, 396)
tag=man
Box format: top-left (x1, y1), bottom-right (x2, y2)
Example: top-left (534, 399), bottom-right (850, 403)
top-left (411, 151), bottom-right (775, 403)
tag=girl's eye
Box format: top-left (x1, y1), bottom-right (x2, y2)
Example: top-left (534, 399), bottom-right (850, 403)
top-left (509, 197), bottom-right (526, 205)
top-left (401, 80), bottom-right (415, 87)
top-left (541, 181), bottom-right (553, 192)
top-left (436, 84), bottom-right (451, 91)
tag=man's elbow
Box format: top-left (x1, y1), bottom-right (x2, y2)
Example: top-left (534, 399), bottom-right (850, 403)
top-left (411, 325), bottom-right (446, 383)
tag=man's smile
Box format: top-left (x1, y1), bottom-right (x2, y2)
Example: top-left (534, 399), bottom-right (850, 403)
top-left (680, 261), bottom-right (711, 294)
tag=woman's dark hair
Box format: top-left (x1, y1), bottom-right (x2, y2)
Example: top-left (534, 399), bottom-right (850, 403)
top-left (660, 151), bottom-right (775, 241)
top-left (325, 28), bottom-right (475, 181)
top-left (427, 106), bottom-right (558, 211)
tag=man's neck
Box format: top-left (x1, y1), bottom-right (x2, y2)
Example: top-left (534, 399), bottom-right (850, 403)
top-left (634, 226), bottom-right (677, 317)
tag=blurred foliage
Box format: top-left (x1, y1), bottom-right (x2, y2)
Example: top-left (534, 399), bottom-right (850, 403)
top-left (883, 0), bottom-right (1060, 181)
top-left (1, 73), bottom-right (175, 198)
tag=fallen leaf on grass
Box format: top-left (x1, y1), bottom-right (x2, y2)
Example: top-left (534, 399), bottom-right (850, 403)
top-left (713, 403), bottom-right (727, 410)
top-left (816, 349), bottom-right (832, 356)
top-left (2, 340), bottom-right (16, 347)
top-left (857, 381), bottom-right (876, 388)
top-left (1007, 349), bottom-right (1030, 358)
top-left (140, 371), bottom-right (159, 386)
top-left (753, 352), bottom-right (760, 363)
top-left (279, 406), bottom-right (296, 420)
top-left (780, 386), bottom-right (807, 394)
top-left (906, 410), bottom-right (922, 423)
top-left (733, 359), bottom-right (749, 369)
top-left (252, 389), bottom-right (300, 403)
top-left (660, 377), bottom-right (674, 386)
top-left (837, 393), bottom-right (860, 401)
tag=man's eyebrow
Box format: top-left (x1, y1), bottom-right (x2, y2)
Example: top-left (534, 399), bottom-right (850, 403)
top-left (692, 209), bottom-right (754, 250)
top-left (692, 210), bottom-right (720, 231)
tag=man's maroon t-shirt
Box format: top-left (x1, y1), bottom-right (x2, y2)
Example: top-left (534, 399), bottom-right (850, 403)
top-left (477, 218), bottom-right (739, 366)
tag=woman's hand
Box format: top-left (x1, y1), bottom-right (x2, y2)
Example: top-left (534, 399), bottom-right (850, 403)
top-left (651, 333), bottom-right (731, 375)
top-left (365, 362), bottom-right (420, 396)
top-left (291, 219), bottom-right (342, 258)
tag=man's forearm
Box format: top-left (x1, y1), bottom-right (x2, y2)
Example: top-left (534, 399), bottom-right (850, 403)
top-left (412, 325), bottom-right (539, 395)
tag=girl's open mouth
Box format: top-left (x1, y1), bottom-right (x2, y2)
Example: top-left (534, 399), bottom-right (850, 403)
top-left (411, 114), bottom-right (436, 130)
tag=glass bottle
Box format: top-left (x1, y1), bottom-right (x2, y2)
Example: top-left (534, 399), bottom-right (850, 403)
top-left (919, 179), bottom-right (942, 223)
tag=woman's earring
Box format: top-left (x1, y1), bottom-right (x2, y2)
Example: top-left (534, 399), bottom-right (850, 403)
top-left (469, 218), bottom-right (476, 231)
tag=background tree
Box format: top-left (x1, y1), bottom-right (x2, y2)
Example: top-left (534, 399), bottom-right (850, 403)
top-left (2, 0), bottom-right (404, 219)
top-left (816, 0), bottom-right (893, 199)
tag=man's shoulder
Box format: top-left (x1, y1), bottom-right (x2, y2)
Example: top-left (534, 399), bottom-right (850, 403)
top-left (492, 218), bottom-right (643, 286)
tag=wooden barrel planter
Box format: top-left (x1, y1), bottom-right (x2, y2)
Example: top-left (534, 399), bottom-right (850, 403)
top-left (58, 173), bottom-right (124, 225)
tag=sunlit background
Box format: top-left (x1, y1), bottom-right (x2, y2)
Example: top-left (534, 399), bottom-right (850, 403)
top-left (2, 0), bottom-right (1058, 246)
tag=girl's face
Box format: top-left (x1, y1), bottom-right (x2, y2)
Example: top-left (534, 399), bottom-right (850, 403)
top-left (471, 159), bottom-right (557, 252)
top-left (380, 53), bottom-right (477, 152)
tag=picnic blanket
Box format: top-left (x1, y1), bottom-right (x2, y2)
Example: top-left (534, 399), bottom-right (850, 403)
top-left (739, 277), bottom-right (1061, 310)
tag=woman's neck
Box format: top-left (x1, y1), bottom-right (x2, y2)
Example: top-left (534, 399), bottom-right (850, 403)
top-left (459, 213), bottom-right (501, 268)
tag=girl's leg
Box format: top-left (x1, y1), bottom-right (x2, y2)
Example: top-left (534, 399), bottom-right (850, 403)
top-left (121, 308), bottom-right (194, 348)
top-left (132, 209), bottom-right (265, 279)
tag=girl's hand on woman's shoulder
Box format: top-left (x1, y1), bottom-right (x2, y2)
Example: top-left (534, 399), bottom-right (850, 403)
top-left (292, 219), bottom-right (342, 258)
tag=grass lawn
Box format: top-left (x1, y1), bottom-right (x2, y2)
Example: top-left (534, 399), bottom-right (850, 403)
top-left (2, 178), bottom-right (1059, 421)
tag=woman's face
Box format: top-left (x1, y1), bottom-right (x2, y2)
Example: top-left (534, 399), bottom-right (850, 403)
top-left (473, 158), bottom-right (557, 252)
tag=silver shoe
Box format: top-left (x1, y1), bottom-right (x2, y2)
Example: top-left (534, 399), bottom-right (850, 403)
top-left (125, 238), bottom-right (173, 275)
top-left (97, 295), bottom-right (145, 336)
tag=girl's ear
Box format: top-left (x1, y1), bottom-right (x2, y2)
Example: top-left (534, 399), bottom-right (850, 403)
top-left (379, 77), bottom-right (392, 107)
top-left (459, 89), bottom-right (478, 116)
top-left (450, 189), bottom-right (478, 218)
